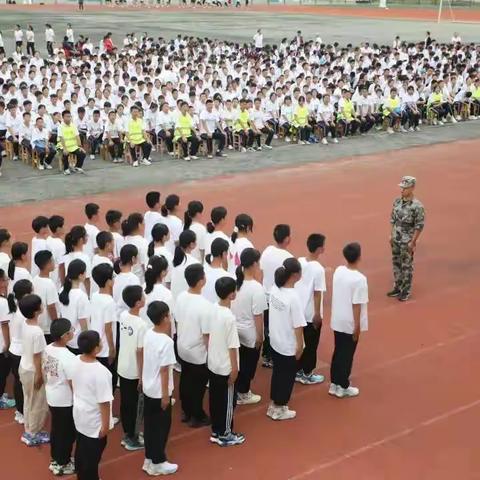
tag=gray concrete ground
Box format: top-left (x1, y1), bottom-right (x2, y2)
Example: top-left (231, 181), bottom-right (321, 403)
top-left (0, 8), bottom-right (479, 206)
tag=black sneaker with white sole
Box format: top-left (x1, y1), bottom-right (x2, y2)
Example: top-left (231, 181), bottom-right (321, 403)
top-left (398, 292), bottom-right (410, 302)
top-left (386, 288), bottom-right (401, 297)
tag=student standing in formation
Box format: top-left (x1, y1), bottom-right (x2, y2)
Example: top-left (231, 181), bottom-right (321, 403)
top-left (142, 301), bottom-right (178, 476)
top-left (60, 226), bottom-right (91, 293)
top-left (71, 330), bottom-right (113, 480)
top-left (295, 234), bottom-right (327, 385)
top-left (147, 224), bottom-right (173, 287)
top-left (170, 230), bottom-right (199, 300)
top-left (267, 258), bottom-right (305, 421)
top-left (229, 214), bottom-right (254, 273)
top-left (208, 277), bottom-right (244, 447)
top-left (59, 259), bottom-right (90, 356)
top-left (232, 248), bottom-right (266, 405)
top-left (46, 216), bottom-right (66, 291)
top-left (105, 210), bottom-right (124, 261)
top-left (330, 242), bottom-right (368, 398)
top-left (32, 251), bottom-right (59, 344)
top-left (122, 213), bottom-right (149, 284)
top-left (30, 216), bottom-right (50, 277)
top-left (144, 191), bottom-right (163, 243)
top-left (0, 229), bottom-right (12, 275)
top-left (259, 224), bottom-right (293, 368)
top-left (18, 294), bottom-right (49, 446)
top-left (42, 318), bottom-right (76, 476)
top-left (183, 200), bottom-right (206, 263)
top-left (8, 242), bottom-right (32, 292)
top-left (174, 264), bottom-right (211, 428)
top-left (84, 203), bottom-right (101, 261)
top-left (118, 285), bottom-right (147, 450)
top-left (90, 231), bottom-right (114, 295)
top-left (204, 206), bottom-right (230, 258)
top-left (202, 238), bottom-right (234, 303)
top-left (160, 194), bottom-right (183, 255)
top-left (113, 244), bottom-right (141, 317)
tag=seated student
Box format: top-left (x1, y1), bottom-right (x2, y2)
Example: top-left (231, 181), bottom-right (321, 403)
top-left (427, 84), bottom-right (454, 126)
top-left (337, 89), bottom-right (359, 136)
top-left (174, 263), bottom-right (212, 428)
top-left (355, 88), bottom-right (375, 135)
top-left (174, 101), bottom-right (199, 161)
top-left (126, 105), bottom-right (152, 167)
top-left (42, 318), bottom-right (76, 476)
top-left (208, 277), bottom-right (243, 447)
top-left (199, 99), bottom-right (227, 158)
top-left (75, 107), bottom-right (88, 146)
top-left (31, 117), bottom-right (55, 170)
top-left (5, 102), bottom-right (21, 161)
top-left (233, 99), bottom-right (254, 152)
top-left (104, 110), bottom-right (124, 163)
top-left (250, 98), bottom-right (273, 151)
top-left (292, 96), bottom-right (312, 145)
top-left (142, 301), bottom-right (178, 476)
top-left (118, 285), bottom-right (147, 451)
top-left (71, 330), bottom-right (113, 480)
top-left (32, 250), bottom-right (58, 344)
top-left (316, 94), bottom-right (339, 145)
top-left (155, 102), bottom-right (176, 156)
top-left (18, 111), bottom-right (33, 155)
top-left (87, 110), bottom-right (104, 160)
top-left (58, 110), bottom-right (86, 176)
top-left (402, 85), bottom-right (421, 131)
top-left (279, 96), bottom-right (294, 142)
top-left (383, 88), bottom-right (403, 134)
top-left (18, 293), bottom-right (49, 446)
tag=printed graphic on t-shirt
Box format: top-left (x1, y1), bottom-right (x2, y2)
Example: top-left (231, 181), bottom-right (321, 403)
top-left (43, 354), bottom-right (59, 378)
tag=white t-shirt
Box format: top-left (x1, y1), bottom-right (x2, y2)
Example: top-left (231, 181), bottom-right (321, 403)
top-left (62, 252), bottom-right (91, 295)
top-left (0, 252), bottom-right (10, 275)
top-left (204, 230), bottom-right (230, 257)
top-left (8, 266), bottom-right (32, 295)
top-left (231, 279), bottom-right (267, 348)
top-left (144, 210), bottom-right (164, 243)
top-left (33, 275), bottom-right (59, 334)
top-left (117, 311), bottom-right (148, 380)
top-left (31, 237), bottom-right (48, 277)
top-left (46, 236), bottom-right (66, 290)
top-left (269, 285), bottom-right (306, 356)
top-left (59, 288), bottom-right (90, 349)
top-left (295, 257), bottom-right (326, 322)
top-left (20, 323), bottom-right (46, 371)
top-left (142, 330), bottom-right (176, 399)
top-left (9, 310), bottom-right (25, 356)
top-left (152, 246), bottom-right (173, 285)
top-left (0, 297), bottom-right (10, 353)
top-left (202, 263), bottom-right (235, 304)
top-left (89, 293), bottom-right (116, 358)
top-left (161, 215), bottom-right (183, 255)
top-left (330, 265), bottom-right (369, 334)
top-left (170, 254), bottom-right (200, 300)
top-left (72, 358), bottom-right (114, 438)
top-left (208, 304), bottom-right (240, 376)
top-left (260, 245), bottom-right (293, 296)
top-left (189, 222), bottom-right (206, 262)
top-left (229, 237), bottom-right (254, 273)
top-left (174, 291), bottom-right (212, 365)
top-left (141, 283), bottom-right (174, 334)
top-left (113, 271), bottom-right (141, 317)
top-left (90, 254), bottom-right (113, 296)
top-left (84, 223), bottom-right (100, 260)
top-left (124, 235), bottom-right (148, 284)
top-left (42, 344), bottom-right (76, 406)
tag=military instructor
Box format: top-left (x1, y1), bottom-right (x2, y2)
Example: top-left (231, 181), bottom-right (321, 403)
top-left (388, 176), bottom-right (425, 301)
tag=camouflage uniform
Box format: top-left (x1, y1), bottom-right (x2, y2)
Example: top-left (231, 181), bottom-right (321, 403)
top-left (390, 197), bottom-right (425, 295)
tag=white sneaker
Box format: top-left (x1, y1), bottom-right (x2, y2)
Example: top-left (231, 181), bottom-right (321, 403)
top-left (146, 461), bottom-right (178, 475)
top-left (89, 154), bottom-right (95, 160)
top-left (237, 391), bottom-right (261, 405)
top-left (266, 402), bottom-right (275, 419)
top-left (271, 405), bottom-right (296, 421)
top-left (273, 134), bottom-right (278, 139)
top-left (432, 119), bottom-right (438, 126)
top-left (264, 145), bottom-right (272, 150)
top-left (133, 160), bottom-right (139, 167)
top-left (63, 169), bottom-right (71, 176)
top-left (14, 411), bottom-right (24, 424)
top-left (400, 126), bottom-right (407, 133)
top-left (241, 147), bottom-right (247, 153)
top-left (74, 167), bottom-right (85, 174)
top-left (228, 145), bottom-right (234, 150)
top-left (451, 117), bottom-right (457, 124)
top-left (207, 154), bottom-right (213, 159)
top-left (321, 138), bottom-right (328, 145)
top-left (141, 158), bottom-right (152, 166)
top-left (332, 138), bottom-right (339, 144)
top-left (455, 115), bottom-right (462, 121)
top-left (415, 126), bottom-right (420, 131)
top-left (328, 383), bottom-right (338, 396)
top-left (299, 140), bottom-right (306, 145)
top-left (45, 164), bottom-right (53, 170)
top-left (142, 459), bottom-right (152, 472)
top-left (408, 127), bottom-right (414, 132)
top-left (190, 155), bottom-right (199, 160)
top-left (285, 136), bottom-right (291, 143)
top-left (183, 156), bottom-right (191, 161)
top-left (335, 385), bottom-right (360, 398)
top-left (387, 127), bottom-right (394, 134)
top-left (38, 164), bottom-right (45, 170)
top-left (438, 120), bottom-right (444, 125)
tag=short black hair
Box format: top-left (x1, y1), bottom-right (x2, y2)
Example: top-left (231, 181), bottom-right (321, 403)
top-left (92, 263), bottom-right (114, 288)
top-left (105, 209), bottom-right (122, 227)
top-left (184, 264), bottom-right (205, 288)
top-left (32, 215), bottom-right (49, 234)
top-left (146, 191), bottom-right (161, 209)
top-left (0, 229), bottom-right (11, 247)
top-left (48, 215), bottom-right (64, 233)
top-left (215, 276), bottom-right (237, 300)
top-left (50, 318), bottom-right (72, 342)
top-left (34, 250), bottom-right (53, 270)
top-left (147, 301), bottom-right (169, 326)
top-left (85, 203), bottom-right (100, 220)
top-left (307, 233), bottom-right (326, 253)
top-left (78, 330), bottom-right (100, 354)
top-left (122, 285), bottom-right (143, 309)
top-left (96, 231), bottom-right (113, 250)
top-left (18, 294), bottom-right (42, 320)
top-left (343, 242), bottom-right (361, 264)
top-left (273, 224), bottom-right (291, 244)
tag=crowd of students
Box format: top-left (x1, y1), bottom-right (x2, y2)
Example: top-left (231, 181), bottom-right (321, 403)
top-left (0, 191), bottom-right (369, 478)
top-left (0, 25), bottom-right (479, 176)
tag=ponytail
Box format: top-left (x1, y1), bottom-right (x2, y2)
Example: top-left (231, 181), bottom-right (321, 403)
top-left (7, 259), bottom-right (15, 281)
top-left (173, 229), bottom-right (196, 267)
top-left (207, 206), bottom-right (227, 234)
top-left (144, 255), bottom-right (169, 294)
top-left (274, 257), bottom-right (301, 288)
top-left (206, 222), bottom-right (215, 234)
top-left (113, 258), bottom-right (121, 275)
top-left (236, 248), bottom-right (261, 290)
top-left (160, 204), bottom-right (168, 217)
top-left (184, 200), bottom-right (204, 231)
top-left (210, 238), bottom-right (229, 264)
top-left (235, 265), bottom-right (245, 290)
top-left (121, 218), bottom-right (132, 237)
top-left (231, 213), bottom-right (253, 243)
top-left (65, 226), bottom-right (87, 254)
top-left (59, 259), bottom-right (86, 306)
top-left (161, 194), bottom-right (180, 218)
top-left (8, 242), bottom-right (29, 280)
top-left (205, 253), bottom-right (212, 265)
top-left (9, 279), bottom-right (33, 314)
top-left (116, 244), bottom-right (138, 274)
top-left (147, 240), bottom-right (155, 258)
top-left (59, 277), bottom-right (73, 306)
top-left (148, 223), bottom-right (169, 258)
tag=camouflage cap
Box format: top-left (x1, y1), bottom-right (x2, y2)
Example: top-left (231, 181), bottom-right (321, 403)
top-left (398, 176), bottom-right (416, 188)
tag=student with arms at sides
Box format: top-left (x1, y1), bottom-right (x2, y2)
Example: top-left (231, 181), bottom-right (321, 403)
top-left (142, 301), bottom-right (178, 476)
top-left (147, 224), bottom-right (173, 288)
top-left (160, 194), bottom-right (183, 255)
top-left (232, 248), bottom-right (267, 405)
top-left (267, 258), bottom-right (305, 421)
top-left (229, 213), bottom-right (254, 274)
top-left (8, 242), bottom-right (32, 294)
top-left (170, 230), bottom-right (199, 301)
top-left (46, 216), bottom-right (66, 291)
top-left (204, 206), bottom-right (230, 258)
top-left (71, 330), bottom-right (113, 480)
top-left (0, 229), bottom-right (12, 276)
top-left (143, 191), bottom-right (163, 243)
top-left (330, 242), bottom-right (368, 399)
top-left (183, 200), bottom-right (206, 263)
top-left (30, 216), bottom-right (50, 278)
top-left (105, 210), bottom-right (124, 261)
top-left (90, 231), bottom-right (114, 296)
top-left (60, 226), bottom-right (91, 294)
top-left (122, 213), bottom-right (149, 284)
top-left (83, 203), bottom-right (101, 261)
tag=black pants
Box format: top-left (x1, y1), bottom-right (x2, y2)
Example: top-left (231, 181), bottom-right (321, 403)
top-left (119, 376), bottom-right (139, 438)
top-left (255, 127), bottom-right (274, 147)
top-left (359, 116), bottom-right (375, 133)
top-left (270, 348), bottom-right (297, 406)
top-left (6, 136), bottom-right (19, 155)
top-left (262, 307), bottom-right (271, 361)
top-left (317, 121), bottom-right (336, 139)
top-left (49, 405), bottom-right (76, 466)
top-left (209, 371), bottom-right (236, 436)
top-left (224, 127), bottom-right (234, 147)
top-left (339, 119), bottom-right (359, 135)
top-left (178, 359), bottom-right (208, 421)
top-left (330, 331), bottom-right (358, 389)
top-left (0, 352), bottom-right (11, 397)
top-left (299, 323), bottom-right (321, 375)
top-left (236, 345), bottom-right (260, 394)
top-left (178, 135), bottom-right (199, 157)
top-left (88, 135), bottom-right (103, 155)
top-left (298, 125), bottom-right (311, 141)
top-left (97, 356), bottom-right (118, 394)
top-left (15, 41), bottom-right (23, 52)
top-left (67, 346), bottom-right (81, 356)
top-left (237, 129), bottom-right (254, 148)
top-left (26, 42), bottom-right (35, 55)
top-left (47, 41), bottom-right (54, 56)
top-left (144, 395), bottom-right (172, 464)
top-left (34, 145), bottom-right (55, 165)
top-left (157, 129), bottom-right (174, 153)
top-left (200, 130), bottom-right (226, 154)
top-left (62, 149), bottom-right (85, 171)
top-left (107, 138), bottom-right (123, 159)
top-left (75, 432), bottom-right (107, 480)
top-left (9, 352), bottom-right (23, 414)
top-left (130, 141), bottom-right (152, 162)
top-left (405, 109), bottom-right (420, 128)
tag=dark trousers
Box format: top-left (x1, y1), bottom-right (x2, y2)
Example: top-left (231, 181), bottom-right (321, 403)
top-left (107, 138), bottom-right (123, 158)
top-left (209, 371), bottom-right (236, 436)
top-left (26, 42), bottom-right (35, 55)
top-left (236, 345), bottom-right (260, 394)
top-left (49, 405), bottom-right (76, 465)
top-left (298, 125), bottom-right (312, 141)
top-left (119, 376), bottom-right (139, 438)
top-left (270, 348), bottom-right (297, 406)
top-left (97, 356), bottom-right (118, 394)
top-left (6, 136), bottom-right (19, 155)
top-left (262, 307), bottom-right (271, 361)
top-left (88, 135), bottom-right (103, 155)
top-left (0, 352), bottom-right (11, 397)
top-left (238, 129), bottom-right (254, 148)
top-left (299, 323), bottom-right (321, 375)
top-left (255, 126), bottom-right (274, 147)
top-left (129, 141), bottom-right (152, 162)
top-left (200, 130), bottom-right (226, 154)
top-left (62, 149), bottom-right (85, 171)
top-left (339, 119), bottom-right (359, 135)
top-left (359, 116), bottom-right (375, 133)
top-left (405, 109), bottom-right (420, 128)
top-left (75, 432), bottom-right (107, 480)
top-left (143, 395), bottom-right (172, 464)
top-left (67, 346), bottom-right (81, 356)
top-left (330, 331), bottom-right (358, 389)
top-left (178, 359), bottom-right (208, 421)
top-left (318, 121), bottom-right (336, 138)
top-left (178, 135), bottom-right (199, 157)
top-left (47, 41), bottom-right (54, 56)
top-left (34, 145), bottom-right (55, 165)
top-left (157, 129), bottom-right (174, 153)
top-left (9, 352), bottom-right (23, 414)
top-left (225, 127), bottom-right (234, 147)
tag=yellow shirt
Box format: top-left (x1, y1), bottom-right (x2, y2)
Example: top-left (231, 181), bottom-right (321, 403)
top-left (59, 123), bottom-right (79, 153)
top-left (174, 113), bottom-right (193, 140)
top-left (234, 110), bottom-right (250, 132)
top-left (340, 99), bottom-right (355, 120)
top-left (383, 97), bottom-right (400, 116)
top-left (472, 87), bottom-right (480, 100)
top-left (428, 92), bottom-right (443, 105)
top-left (293, 106), bottom-right (309, 127)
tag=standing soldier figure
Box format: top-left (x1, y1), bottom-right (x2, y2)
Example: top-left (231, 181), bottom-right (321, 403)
top-left (388, 176), bottom-right (425, 301)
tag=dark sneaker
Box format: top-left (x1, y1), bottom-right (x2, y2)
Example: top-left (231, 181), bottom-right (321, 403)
top-left (262, 358), bottom-right (273, 368)
top-left (398, 292), bottom-right (410, 302)
top-left (188, 416), bottom-right (211, 428)
top-left (215, 432), bottom-right (245, 447)
top-left (181, 411), bottom-right (190, 423)
top-left (386, 288), bottom-right (401, 297)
